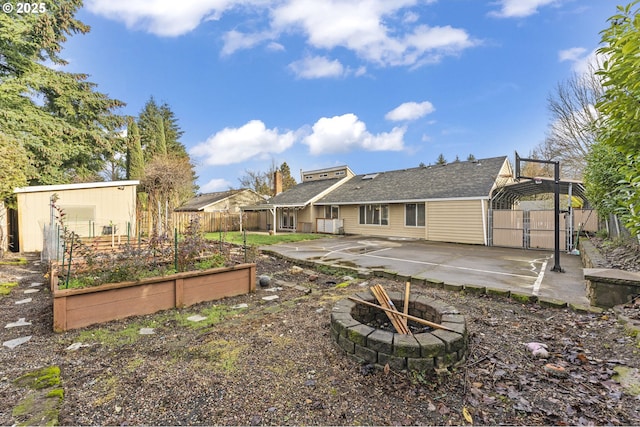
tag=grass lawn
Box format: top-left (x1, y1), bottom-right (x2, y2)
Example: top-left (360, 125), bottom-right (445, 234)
top-left (204, 231), bottom-right (329, 246)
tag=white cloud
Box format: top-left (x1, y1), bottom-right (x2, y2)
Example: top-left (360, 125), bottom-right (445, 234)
top-left (385, 101), bottom-right (435, 122)
top-left (200, 178), bottom-right (232, 192)
top-left (85, 0), bottom-right (246, 36)
top-left (87, 0), bottom-right (478, 69)
top-left (559, 47), bottom-right (603, 75)
top-left (221, 29), bottom-right (274, 56)
top-left (558, 47), bottom-right (586, 62)
top-left (288, 55), bottom-right (345, 79)
top-left (271, 0), bottom-right (477, 67)
top-left (190, 120), bottom-right (296, 165)
top-left (489, 0), bottom-right (559, 18)
top-left (303, 113), bottom-right (405, 155)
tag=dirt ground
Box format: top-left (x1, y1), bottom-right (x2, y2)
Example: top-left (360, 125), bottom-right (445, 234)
top-left (1, 250), bottom-right (639, 426)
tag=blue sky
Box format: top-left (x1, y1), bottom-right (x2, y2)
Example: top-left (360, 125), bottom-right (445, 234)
top-left (62, 0), bottom-right (614, 192)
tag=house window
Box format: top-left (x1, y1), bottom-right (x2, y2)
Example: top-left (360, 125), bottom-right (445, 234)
top-left (324, 205), bottom-right (339, 219)
top-left (405, 203), bottom-right (425, 227)
top-left (359, 204), bottom-right (388, 225)
top-left (280, 208), bottom-right (296, 229)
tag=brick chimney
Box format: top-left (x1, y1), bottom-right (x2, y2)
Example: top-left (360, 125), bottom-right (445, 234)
top-left (273, 170), bottom-right (283, 196)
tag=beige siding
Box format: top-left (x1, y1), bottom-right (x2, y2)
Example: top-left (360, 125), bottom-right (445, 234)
top-left (302, 167), bottom-right (353, 182)
top-left (426, 200), bottom-right (486, 245)
top-left (340, 204), bottom-right (425, 239)
top-left (17, 184), bottom-right (137, 252)
top-left (202, 191), bottom-right (265, 213)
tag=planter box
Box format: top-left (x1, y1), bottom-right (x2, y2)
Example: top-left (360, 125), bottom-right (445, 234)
top-left (51, 263), bottom-right (256, 332)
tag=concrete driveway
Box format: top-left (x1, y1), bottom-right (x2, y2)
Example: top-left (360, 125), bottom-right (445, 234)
top-left (263, 235), bottom-right (588, 305)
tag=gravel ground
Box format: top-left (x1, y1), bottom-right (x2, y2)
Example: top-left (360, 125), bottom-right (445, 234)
top-left (1, 251), bottom-right (639, 426)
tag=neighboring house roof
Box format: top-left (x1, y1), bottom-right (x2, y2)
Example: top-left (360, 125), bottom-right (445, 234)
top-left (14, 180), bottom-right (139, 194)
top-left (176, 189), bottom-right (259, 211)
top-left (316, 156), bottom-right (509, 205)
top-left (265, 178), bottom-right (343, 207)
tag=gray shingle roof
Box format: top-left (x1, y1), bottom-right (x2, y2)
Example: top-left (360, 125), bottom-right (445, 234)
top-left (266, 178), bottom-right (341, 206)
top-left (316, 156), bottom-right (508, 204)
top-left (176, 189), bottom-right (245, 211)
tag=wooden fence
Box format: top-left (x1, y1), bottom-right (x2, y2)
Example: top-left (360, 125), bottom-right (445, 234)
top-left (138, 211), bottom-right (262, 235)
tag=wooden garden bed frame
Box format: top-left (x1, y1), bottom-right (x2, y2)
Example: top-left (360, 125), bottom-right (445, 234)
top-left (49, 263), bottom-right (256, 332)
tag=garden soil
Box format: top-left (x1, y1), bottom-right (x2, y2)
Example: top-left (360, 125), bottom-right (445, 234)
top-left (1, 250), bottom-right (639, 426)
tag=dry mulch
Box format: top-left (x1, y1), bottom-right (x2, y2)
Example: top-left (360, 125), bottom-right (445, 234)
top-left (0, 251), bottom-right (639, 426)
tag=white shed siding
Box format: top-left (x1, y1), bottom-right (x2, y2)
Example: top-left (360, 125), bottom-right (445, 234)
top-left (426, 200), bottom-right (486, 245)
top-left (16, 183), bottom-right (137, 252)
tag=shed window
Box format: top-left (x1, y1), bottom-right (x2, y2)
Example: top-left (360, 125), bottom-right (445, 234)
top-left (359, 204), bottom-right (388, 225)
top-left (59, 205), bottom-right (95, 223)
top-left (405, 203), bottom-right (425, 227)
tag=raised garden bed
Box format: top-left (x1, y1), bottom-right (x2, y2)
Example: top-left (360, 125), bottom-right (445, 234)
top-left (50, 263), bottom-right (256, 332)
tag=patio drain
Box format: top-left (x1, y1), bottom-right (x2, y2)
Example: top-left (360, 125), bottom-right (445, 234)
top-left (330, 291), bottom-right (468, 372)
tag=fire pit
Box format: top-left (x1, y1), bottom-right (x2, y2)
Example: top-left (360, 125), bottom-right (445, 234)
top-left (330, 290), bottom-right (468, 372)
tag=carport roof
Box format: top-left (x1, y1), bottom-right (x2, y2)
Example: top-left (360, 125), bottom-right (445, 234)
top-left (490, 178), bottom-right (588, 209)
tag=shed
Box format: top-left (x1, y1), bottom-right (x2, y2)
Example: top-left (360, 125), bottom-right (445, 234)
top-left (14, 180), bottom-right (138, 253)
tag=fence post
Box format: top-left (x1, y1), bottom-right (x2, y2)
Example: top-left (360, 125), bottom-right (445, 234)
top-left (65, 233), bottom-right (74, 289)
top-left (243, 228), bottom-right (247, 263)
top-left (174, 227), bottom-right (178, 272)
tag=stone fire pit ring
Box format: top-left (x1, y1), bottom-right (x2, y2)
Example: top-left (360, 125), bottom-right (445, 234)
top-left (330, 290), bottom-right (468, 372)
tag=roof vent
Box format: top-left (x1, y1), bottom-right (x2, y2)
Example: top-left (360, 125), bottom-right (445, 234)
top-left (362, 173), bottom-right (379, 180)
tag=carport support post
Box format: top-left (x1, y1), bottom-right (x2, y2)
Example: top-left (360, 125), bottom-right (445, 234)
top-left (551, 161), bottom-right (563, 272)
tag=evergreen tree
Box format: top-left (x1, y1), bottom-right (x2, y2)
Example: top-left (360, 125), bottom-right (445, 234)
top-left (126, 119), bottom-right (144, 180)
top-left (0, 133), bottom-right (28, 203)
top-left (0, 0), bottom-right (125, 187)
top-left (436, 154), bottom-right (447, 165)
top-left (154, 115), bottom-right (167, 156)
top-left (467, 154), bottom-right (476, 161)
top-left (279, 162), bottom-right (297, 191)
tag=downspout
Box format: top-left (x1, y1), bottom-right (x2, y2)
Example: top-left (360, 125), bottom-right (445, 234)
top-left (481, 199), bottom-right (488, 246)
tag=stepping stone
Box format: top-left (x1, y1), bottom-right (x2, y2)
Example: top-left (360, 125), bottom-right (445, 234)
top-left (232, 303), bottom-right (249, 309)
top-left (265, 287), bottom-right (283, 292)
top-left (15, 298), bottom-right (32, 305)
top-left (5, 318), bottom-right (32, 328)
top-left (23, 289), bottom-right (39, 294)
top-left (262, 295), bottom-right (279, 301)
top-left (29, 282), bottom-right (43, 287)
top-left (139, 328), bottom-right (155, 335)
top-left (187, 315), bottom-right (207, 322)
top-left (3, 336), bottom-right (32, 349)
top-left (66, 342), bottom-right (90, 351)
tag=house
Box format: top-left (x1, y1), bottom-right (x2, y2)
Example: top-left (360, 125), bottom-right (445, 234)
top-left (176, 189), bottom-right (265, 213)
top-left (242, 166), bottom-right (355, 233)
top-left (14, 180), bottom-right (139, 253)
top-left (174, 188), bottom-right (268, 232)
top-left (314, 156), bottom-right (513, 245)
top-left (245, 157), bottom-right (513, 244)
